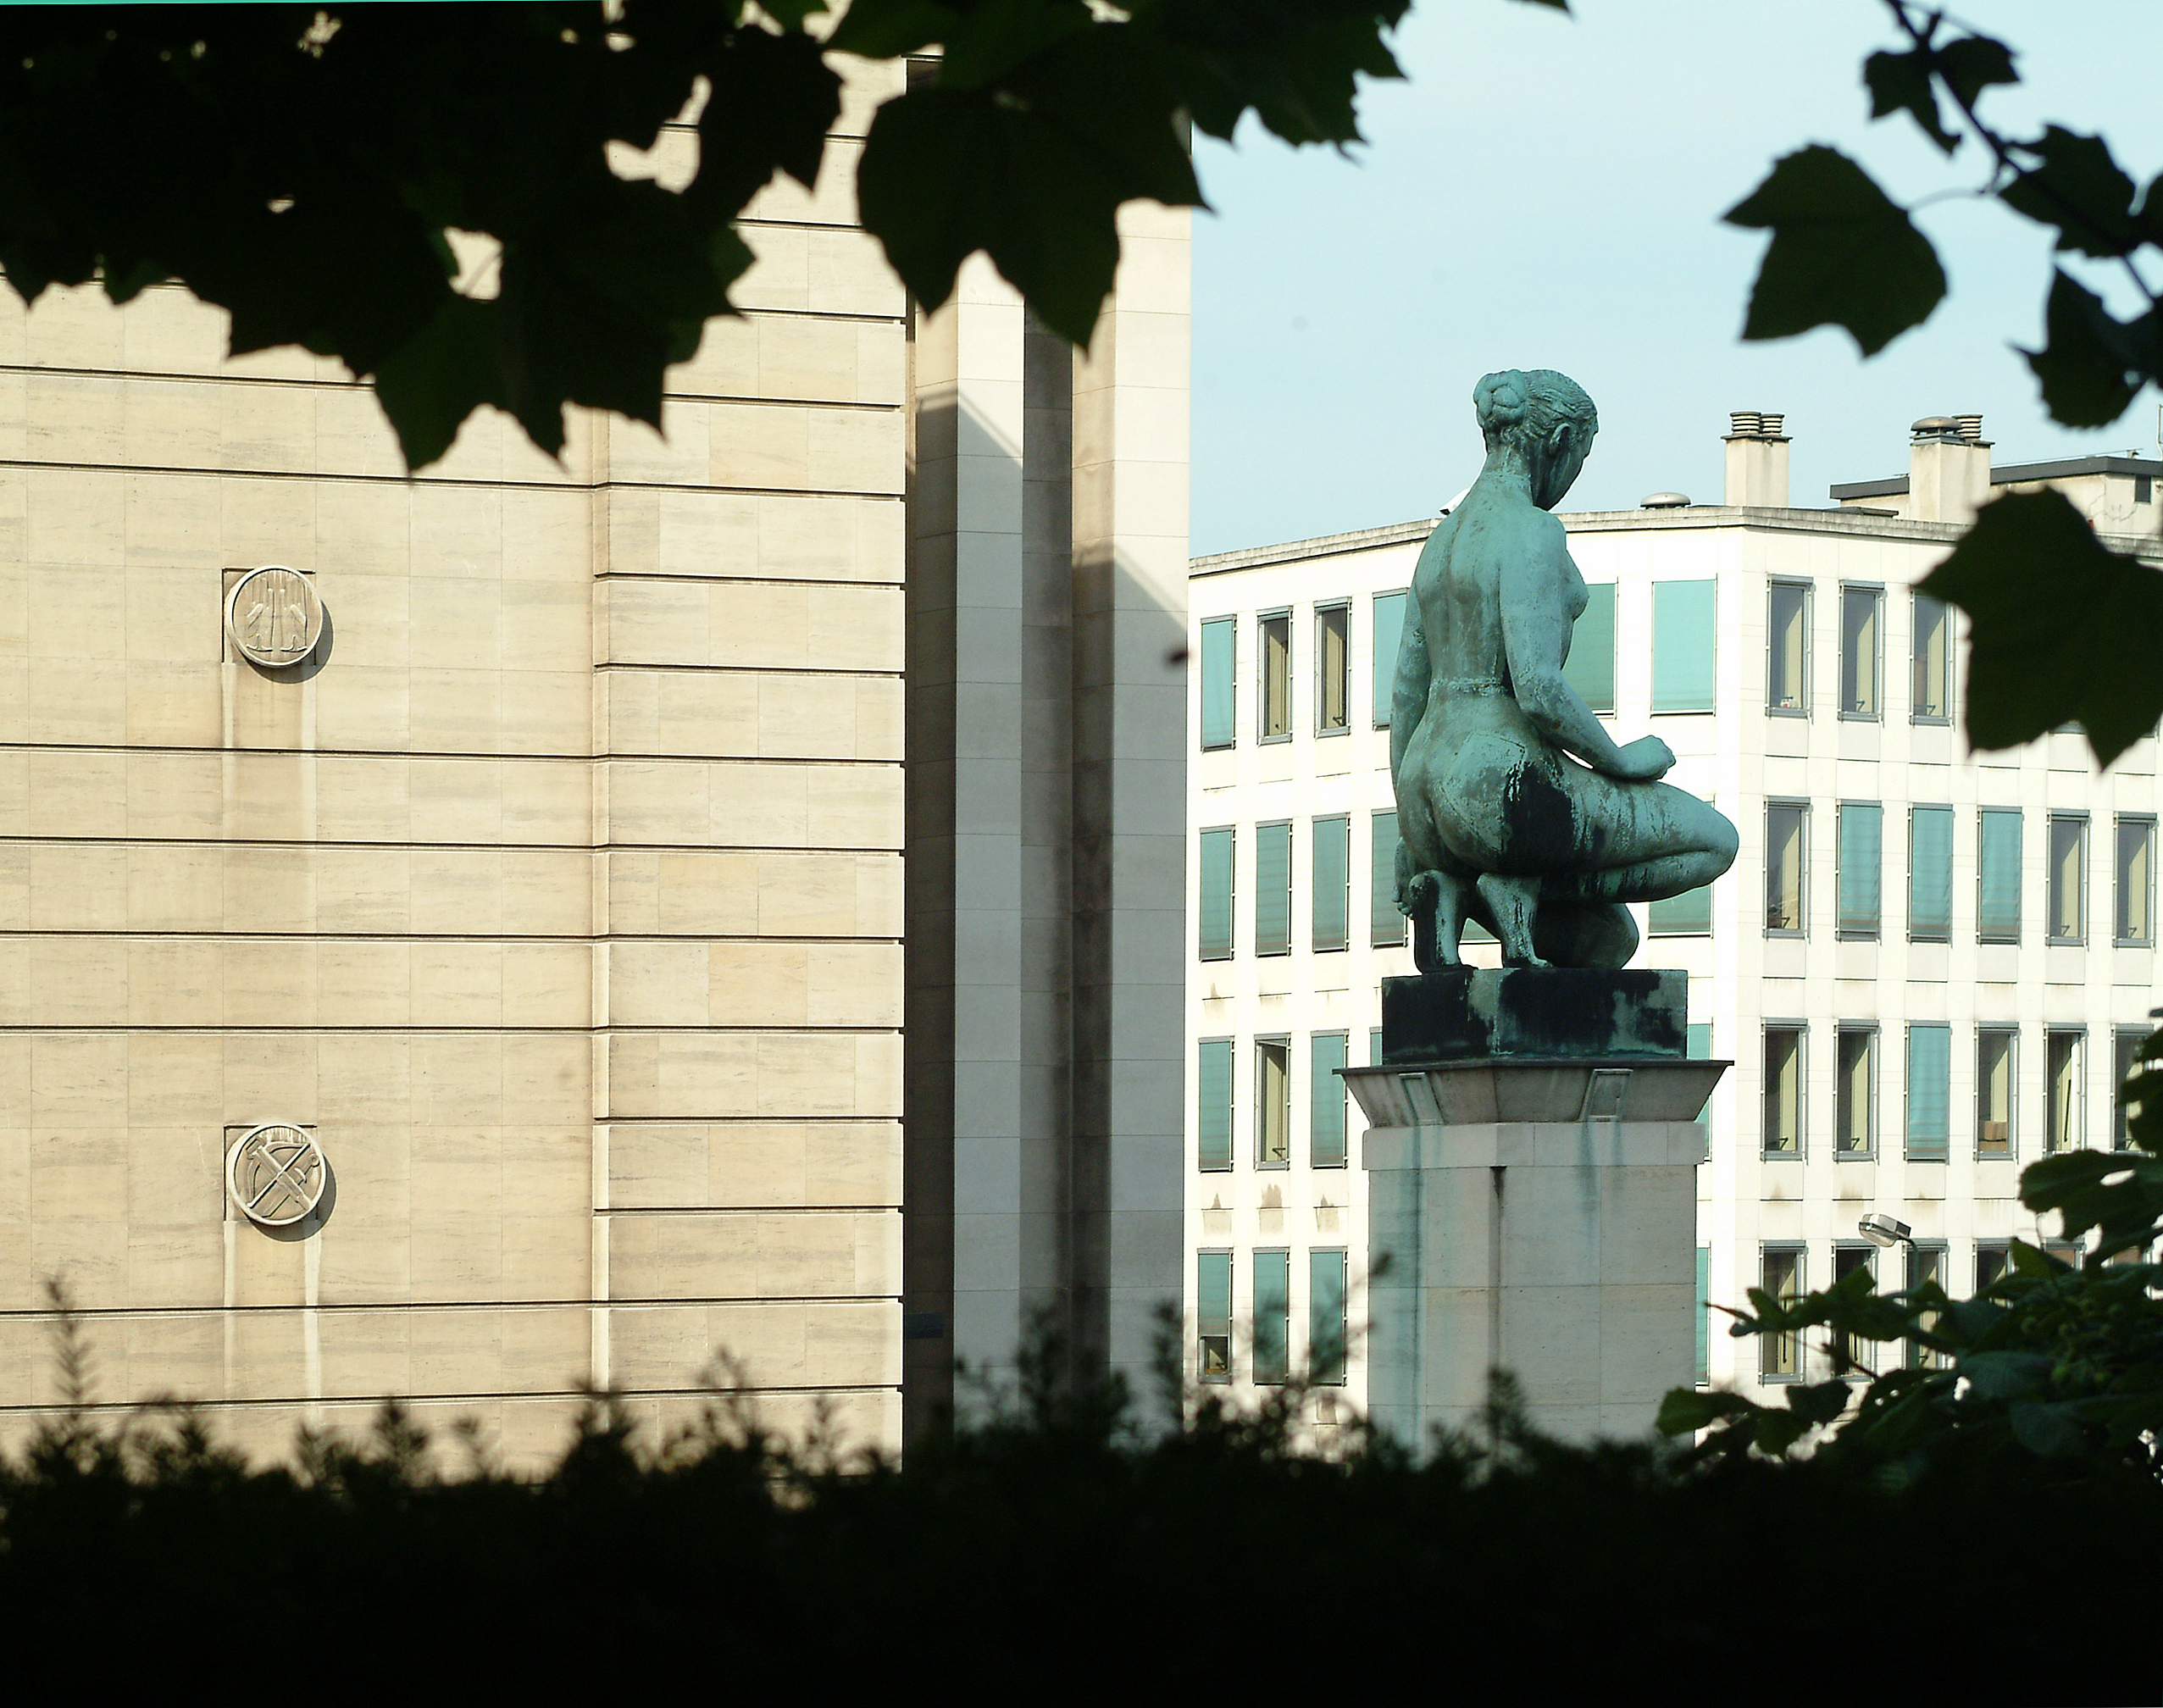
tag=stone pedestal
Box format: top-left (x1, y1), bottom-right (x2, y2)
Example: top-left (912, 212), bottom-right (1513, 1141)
top-left (1344, 968), bottom-right (1725, 1445)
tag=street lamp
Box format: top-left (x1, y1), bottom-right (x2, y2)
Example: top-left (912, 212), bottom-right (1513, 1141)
top-left (1857, 1212), bottom-right (1914, 1249)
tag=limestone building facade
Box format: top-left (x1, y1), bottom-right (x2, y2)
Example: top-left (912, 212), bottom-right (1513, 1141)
top-left (0, 60), bottom-right (1189, 1463)
top-left (1185, 415), bottom-right (2162, 1426)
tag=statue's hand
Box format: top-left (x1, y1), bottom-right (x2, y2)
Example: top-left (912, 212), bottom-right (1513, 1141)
top-left (1611, 735), bottom-right (1675, 781)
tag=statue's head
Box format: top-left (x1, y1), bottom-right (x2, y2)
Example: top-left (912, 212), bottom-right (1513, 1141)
top-left (1473, 369), bottom-right (1597, 508)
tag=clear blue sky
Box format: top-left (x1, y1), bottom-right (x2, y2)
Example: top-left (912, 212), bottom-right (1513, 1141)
top-left (1190, 0), bottom-right (2163, 554)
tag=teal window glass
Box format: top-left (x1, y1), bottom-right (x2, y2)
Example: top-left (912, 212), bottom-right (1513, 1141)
top-left (1687, 1022), bottom-right (1713, 1134)
top-left (1197, 1039), bottom-right (1233, 1172)
top-left (1652, 580), bottom-right (1717, 712)
top-left (1198, 827), bottom-right (1234, 960)
top-left (1908, 806), bottom-right (1953, 941)
top-left (1310, 1249), bottom-right (1348, 1386)
top-left (1368, 1026), bottom-right (1383, 1066)
top-left (1564, 582), bottom-right (1616, 713)
top-left (1310, 1032), bottom-right (1349, 1168)
top-left (1197, 1251), bottom-right (1232, 1383)
top-left (1906, 1023), bottom-right (1950, 1161)
top-left (1255, 820), bottom-right (1291, 956)
top-left (1650, 884), bottom-right (1712, 936)
top-left (1372, 591), bottom-right (1406, 726)
top-left (1312, 815), bottom-right (1350, 951)
top-left (1370, 809), bottom-right (1405, 946)
top-left (1979, 809), bottom-right (2022, 943)
top-left (1837, 802), bottom-right (1883, 938)
top-left (1199, 616), bottom-right (1235, 750)
top-left (1252, 1249), bottom-right (1290, 1385)
top-left (1694, 1245), bottom-right (1711, 1384)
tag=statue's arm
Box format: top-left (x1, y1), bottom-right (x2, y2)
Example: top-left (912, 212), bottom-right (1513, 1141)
top-left (1389, 591), bottom-right (1428, 779)
top-left (1500, 531), bottom-right (1648, 778)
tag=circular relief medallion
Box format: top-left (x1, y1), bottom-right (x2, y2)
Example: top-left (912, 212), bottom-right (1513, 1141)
top-left (226, 1123), bottom-right (328, 1227)
top-left (226, 565), bottom-right (322, 668)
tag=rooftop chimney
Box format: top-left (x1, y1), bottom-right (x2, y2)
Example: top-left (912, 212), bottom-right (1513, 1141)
top-left (1909, 413), bottom-right (1991, 524)
top-left (1722, 409), bottom-right (1789, 507)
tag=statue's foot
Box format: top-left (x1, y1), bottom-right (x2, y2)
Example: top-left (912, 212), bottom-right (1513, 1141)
top-left (1476, 873), bottom-right (1548, 968)
top-left (1406, 870), bottom-right (1469, 970)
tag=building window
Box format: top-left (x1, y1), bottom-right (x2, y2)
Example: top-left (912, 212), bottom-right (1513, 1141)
top-left (1315, 602), bottom-right (1350, 734)
top-left (1836, 1027), bottom-right (1876, 1157)
top-left (1652, 580), bottom-right (1717, 713)
top-left (1372, 591), bottom-right (1406, 727)
top-left (1256, 1039), bottom-right (1290, 1167)
top-left (1311, 815), bottom-right (1350, 951)
top-left (2045, 1029), bottom-right (2084, 1153)
top-left (1766, 580), bottom-right (1809, 713)
top-left (1908, 805), bottom-right (1954, 942)
top-left (1832, 1246), bottom-right (1875, 1372)
top-left (1258, 610), bottom-right (1291, 740)
top-left (1197, 1039), bottom-right (1234, 1172)
top-left (1565, 581), bottom-right (1616, 713)
top-left (1694, 1245), bottom-right (1711, 1384)
top-left (1310, 1032), bottom-right (1349, 1168)
top-left (1977, 1029), bottom-right (2016, 1157)
top-left (1309, 1249), bottom-right (1348, 1386)
top-left (1906, 1245), bottom-right (1949, 1370)
top-left (1766, 801), bottom-right (1807, 934)
top-left (1839, 584), bottom-right (1882, 718)
top-left (1199, 616), bottom-right (1236, 750)
top-left (1197, 1250), bottom-right (1232, 1383)
top-left (1252, 1249), bottom-right (1290, 1385)
top-left (1763, 1025), bottom-right (1804, 1156)
top-left (1370, 809), bottom-right (1405, 947)
top-left (1649, 883), bottom-right (1713, 936)
top-left (2116, 1027), bottom-right (2146, 1151)
top-left (2047, 813), bottom-right (2088, 945)
top-left (1255, 820), bottom-right (1291, 957)
top-left (1978, 808), bottom-right (2022, 943)
top-left (1912, 592), bottom-right (1952, 721)
top-left (1836, 802), bottom-right (1882, 939)
top-left (1974, 1244), bottom-right (2010, 1294)
top-left (1906, 1023), bottom-right (1950, 1161)
top-left (2116, 817), bottom-right (2155, 946)
top-left (1198, 827), bottom-right (1234, 961)
top-left (1761, 1247), bottom-right (1804, 1378)
top-left (1368, 1026), bottom-right (1382, 1067)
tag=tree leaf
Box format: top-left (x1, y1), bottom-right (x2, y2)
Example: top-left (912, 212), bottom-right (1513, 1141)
top-left (1141, 0), bottom-right (1409, 147)
top-left (1654, 1388), bottom-right (1747, 1435)
top-left (2000, 125), bottom-right (2144, 258)
top-left (2009, 1399), bottom-right (2088, 1457)
top-left (1956, 1350), bottom-right (2051, 1401)
top-left (370, 294), bottom-right (510, 471)
top-left (1725, 145), bottom-right (1945, 356)
top-left (1863, 46), bottom-right (1956, 154)
top-left (1916, 487), bottom-right (2163, 767)
top-left (1933, 33), bottom-right (2018, 110)
top-left (2022, 269), bottom-right (2160, 430)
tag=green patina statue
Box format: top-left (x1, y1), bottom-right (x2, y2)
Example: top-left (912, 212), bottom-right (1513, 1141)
top-left (1392, 369), bottom-right (1739, 969)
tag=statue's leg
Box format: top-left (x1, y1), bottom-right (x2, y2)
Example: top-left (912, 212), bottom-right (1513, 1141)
top-left (1406, 869), bottom-right (1474, 971)
top-left (1532, 897), bottom-right (1637, 969)
top-left (1475, 873), bottom-right (1545, 968)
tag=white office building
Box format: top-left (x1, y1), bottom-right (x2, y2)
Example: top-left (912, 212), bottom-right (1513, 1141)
top-left (1185, 413), bottom-right (2163, 1422)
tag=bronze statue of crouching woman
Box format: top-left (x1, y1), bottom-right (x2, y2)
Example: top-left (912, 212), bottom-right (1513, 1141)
top-left (1391, 369), bottom-right (1739, 969)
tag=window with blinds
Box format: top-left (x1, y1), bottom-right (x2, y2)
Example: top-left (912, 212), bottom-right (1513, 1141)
top-left (1310, 1032), bottom-right (1348, 1168)
top-left (1979, 808), bottom-right (2022, 942)
top-left (1258, 611), bottom-right (1291, 740)
top-left (1909, 805), bottom-right (1953, 941)
top-left (1252, 1249), bottom-right (1290, 1385)
top-left (1309, 1250), bottom-right (1348, 1386)
top-left (1196, 1250), bottom-right (1232, 1383)
top-left (1372, 591), bottom-right (1406, 726)
top-left (1198, 827), bottom-right (1234, 961)
top-left (1977, 1029), bottom-right (2015, 1156)
top-left (1316, 603), bottom-right (1350, 733)
top-left (1256, 1039), bottom-right (1290, 1167)
top-left (2116, 817), bottom-right (2155, 945)
top-left (1837, 802), bottom-right (1882, 939)
top-left (1370, 809), bottom-right (1405, 946)
top-left (1839, 585), bottom-right (1882, 718)
top-left (1906, 1023), bottom-right (1950, 1161)
top-left (1312, 816), bottom-right (1349, 951)
top-left (1565, 581), bottom-right (1616, 713)
top-left (1912, 592), bottom-right (1951, 721)
top-left (1766, 801), bottom-right (1806, 933)
top-left (1196, 1039), bottom-right (1233, 1172)
top-left (2048, 813), bottom-right (2088, 944)
top-left (1255, 820), bottom-right (1291, 956)
top-left (1767, 580), bottom-right (1808, 713)
top-left (1199, 615), bottom-right (1235, 750)
top-left (1650, 882), bottom-right (1712, 936)
top-left (1652, 580), bottom-right (1716, 712)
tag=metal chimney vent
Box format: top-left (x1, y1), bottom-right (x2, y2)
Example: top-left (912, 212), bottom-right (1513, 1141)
top-left (1640, 491), bottom-right (1692, 509)
top-left (1728, 411), bottom-right (1762, 438)
top-left (1953, 413), bottom-right (1986, 445)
